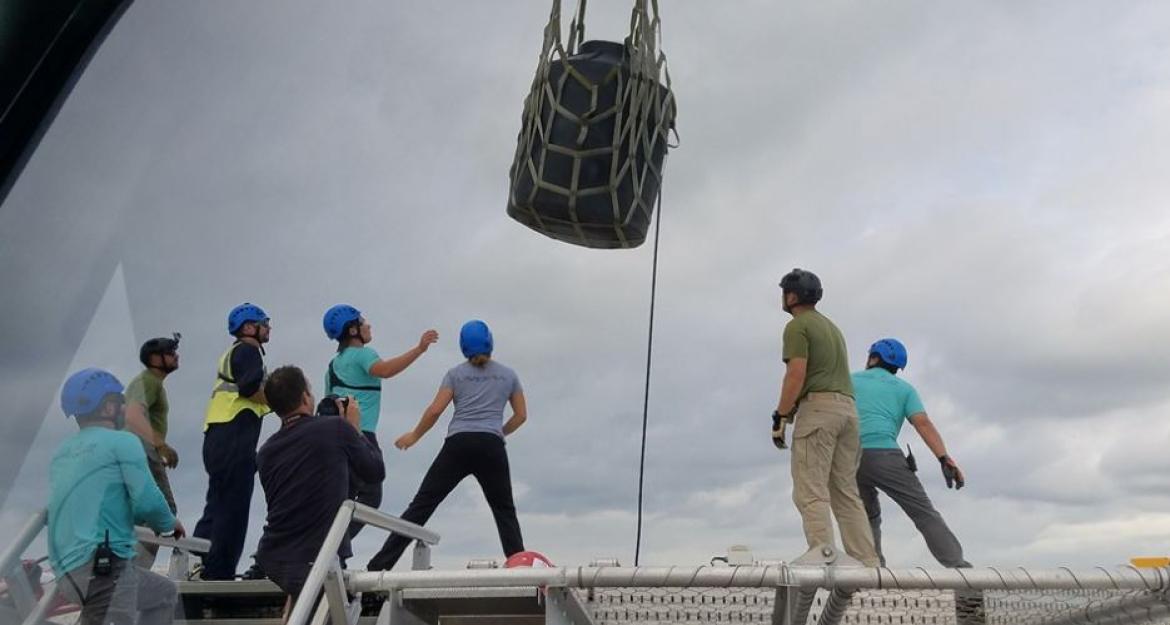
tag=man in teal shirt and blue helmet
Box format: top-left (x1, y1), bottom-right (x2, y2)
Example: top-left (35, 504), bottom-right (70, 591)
top-left (322, 304), bottom-right (437, 540)
top-left (852, 338), bottom-right (970, 567)
top-left (49, 368), bottom-right (183, 625)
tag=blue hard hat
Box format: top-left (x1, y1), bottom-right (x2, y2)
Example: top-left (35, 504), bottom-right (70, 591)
top-left (228, 303), bottom-right (269, 335)
top-left (459, 320), bottom-right (493, 358)
top-left (61, 368), bottom-right (124, 417)
top-left (323, 304), bottom-right (362, 340)
top-left (869, 338), bottom-right (908, 370)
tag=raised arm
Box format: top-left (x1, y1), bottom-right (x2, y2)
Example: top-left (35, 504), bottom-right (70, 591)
top-left (368, 330), bottom-right (439, 379)
top-left (395, 386), bottom-right (453, 450)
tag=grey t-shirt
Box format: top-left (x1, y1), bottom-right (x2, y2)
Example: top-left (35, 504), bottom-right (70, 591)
top-left (442, 360), bottom-right (523, 439)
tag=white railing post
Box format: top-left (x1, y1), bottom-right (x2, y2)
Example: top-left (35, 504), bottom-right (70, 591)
top-left (323, 558), bottom-right (350, 625)
top-left (19, 581), bottom-right (59, 625)
top-left (287, 502), bottom-right (356, 625)
top-left (0, 510), bottom-right (47, 583)
top-left (283, 500), bottom-right (444, 625)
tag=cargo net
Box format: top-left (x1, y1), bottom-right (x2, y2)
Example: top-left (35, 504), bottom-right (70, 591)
top-left (582, 587), bottom-right (1170, 625)
top-left (507, 0), bottom-right (677, 249)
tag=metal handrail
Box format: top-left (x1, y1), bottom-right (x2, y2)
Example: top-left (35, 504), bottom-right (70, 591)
top-left (2, 510), bottom-right (208, 580)
top-left (0, 510), bottom-right (47, 581)
top-left (352, 503), bottom-right (440, 545)
top-left (133, 527), bottom-right (211, 554)
top-left (346, 565), bottom-right (1170, 593)
top-left (286, 500), bottom-right (440, 625)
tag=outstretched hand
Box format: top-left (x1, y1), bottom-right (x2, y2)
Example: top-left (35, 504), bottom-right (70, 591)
top-left (940, 455), bottom-right (965, 489)
top-left (418, 330), bottom-right (439, 352)
top-left (395, 431), bottom-right (420, 450)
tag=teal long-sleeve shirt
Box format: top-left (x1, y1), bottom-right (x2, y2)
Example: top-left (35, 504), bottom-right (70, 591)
top-left (48, 427), bottom-right (175, 574)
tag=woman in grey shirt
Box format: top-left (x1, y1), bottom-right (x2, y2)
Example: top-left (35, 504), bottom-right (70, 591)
top-left (367, 320), bottom-right (528, 571)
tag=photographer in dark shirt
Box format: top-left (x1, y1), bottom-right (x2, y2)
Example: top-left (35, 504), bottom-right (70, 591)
top-left (255, 366), bottom-right (384, 620)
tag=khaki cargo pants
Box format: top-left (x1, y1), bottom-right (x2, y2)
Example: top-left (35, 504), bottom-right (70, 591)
top-left (791, 392), bottom-right (879, 566)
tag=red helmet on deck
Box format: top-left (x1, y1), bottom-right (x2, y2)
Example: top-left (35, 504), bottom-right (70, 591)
top-left (504, 551), bottom-right (553, 568)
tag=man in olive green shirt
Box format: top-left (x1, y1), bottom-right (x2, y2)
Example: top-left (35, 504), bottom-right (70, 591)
top-left (774, 269), bottom-right (878, 566)
top-left (125, 334), bottom-right (182, 514)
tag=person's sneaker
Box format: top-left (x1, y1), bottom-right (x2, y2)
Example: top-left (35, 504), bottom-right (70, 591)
top-left (240, 559), bottom-right (267, 580)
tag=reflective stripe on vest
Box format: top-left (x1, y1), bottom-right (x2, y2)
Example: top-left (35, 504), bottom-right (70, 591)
top-left (203, 343), bottom-right (269, 431)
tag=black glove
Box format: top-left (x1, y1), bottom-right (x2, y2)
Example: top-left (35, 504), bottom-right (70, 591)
top-left (771, 411), bottom-right (791, 450)
top-left (904, 445), bottom-right (917, 473)
top-left (939, 455), bottom-right (964, 489)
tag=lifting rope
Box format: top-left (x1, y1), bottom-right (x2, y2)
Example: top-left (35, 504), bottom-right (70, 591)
top-left (635, 189), bottom-right (663, 566)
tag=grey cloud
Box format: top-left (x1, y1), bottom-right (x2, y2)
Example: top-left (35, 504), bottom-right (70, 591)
top-left (3, 0), bottom-right (1170, 569)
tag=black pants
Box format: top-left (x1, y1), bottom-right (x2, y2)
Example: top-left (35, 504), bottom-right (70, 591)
top-left (348, 431), bottom-right (384, 539)
top-left (368, 432), bottom-right (524, 571)
top-left (194, 410), bottom-right (262, 580)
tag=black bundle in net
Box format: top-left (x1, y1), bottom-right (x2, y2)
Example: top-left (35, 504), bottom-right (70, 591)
top-left (507, 0), bottom-right (677, 249)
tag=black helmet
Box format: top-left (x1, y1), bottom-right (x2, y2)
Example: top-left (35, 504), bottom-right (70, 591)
top-left (140, 333), bottom-right (181, 367)
top-left (779, 268), bottom-right (823, 304)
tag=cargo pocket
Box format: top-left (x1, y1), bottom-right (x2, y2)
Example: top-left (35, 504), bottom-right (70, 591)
top-left (792, 424), bottom-right (832, 484)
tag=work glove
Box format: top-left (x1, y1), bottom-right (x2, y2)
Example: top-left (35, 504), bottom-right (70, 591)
top-left (156, 443), bottom-right (180, 469)
top-left (771, 411), bottom-right (792, 450)
top-left (939, 455), bottom-right (964, 489)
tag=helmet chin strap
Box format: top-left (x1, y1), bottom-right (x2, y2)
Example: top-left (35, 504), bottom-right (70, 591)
top-left (239, 326), bottom-right (268, 356)
top-left (149, 359), bottom-right (179, 375)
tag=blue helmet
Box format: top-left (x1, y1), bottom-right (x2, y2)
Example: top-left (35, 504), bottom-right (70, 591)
top-left (61, 368), bottom-right (124, 417)
top-left (228, 303), bottom-right (269, 335)
top-left (869, 338), bottom-right (908, 370)
top-left (459, 320), bottom-right (493, 358)
top-left (323, 304), bottom-right (362, 340)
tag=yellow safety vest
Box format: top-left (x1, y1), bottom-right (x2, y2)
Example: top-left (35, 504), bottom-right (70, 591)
top-left (203, 343), bottom-right (269, 431)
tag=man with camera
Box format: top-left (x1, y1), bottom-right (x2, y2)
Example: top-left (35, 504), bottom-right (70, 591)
top-left (49, 368), bottom-right (184, 625)
top-left (255, 366), bottom-right (384, 618)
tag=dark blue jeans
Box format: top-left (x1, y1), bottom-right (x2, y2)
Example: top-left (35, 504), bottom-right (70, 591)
top-left (193, 410), bottom-right (262, 579)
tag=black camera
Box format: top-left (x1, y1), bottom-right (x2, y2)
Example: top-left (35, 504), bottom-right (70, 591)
top-left (317, 394), bottom-right (349, 417)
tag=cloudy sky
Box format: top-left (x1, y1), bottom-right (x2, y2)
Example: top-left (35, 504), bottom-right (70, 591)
top-left (2, 1), bottom-right (1169, 571)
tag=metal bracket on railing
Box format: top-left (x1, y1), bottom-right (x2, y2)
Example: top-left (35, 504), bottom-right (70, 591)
top-left (546, 587), bottom-right (597, 625)
top-left (411, 543), bottom-right (430, 571)
top-left (133, 527), bottom-right (212, 580)
top-left (377, 589), bottom-right (426, 625)
top-left (773, 544), bottom-right (861, 625)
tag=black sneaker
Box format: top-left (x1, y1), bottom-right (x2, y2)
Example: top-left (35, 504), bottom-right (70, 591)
top-left (240, 558), bottom-right (267, 580)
